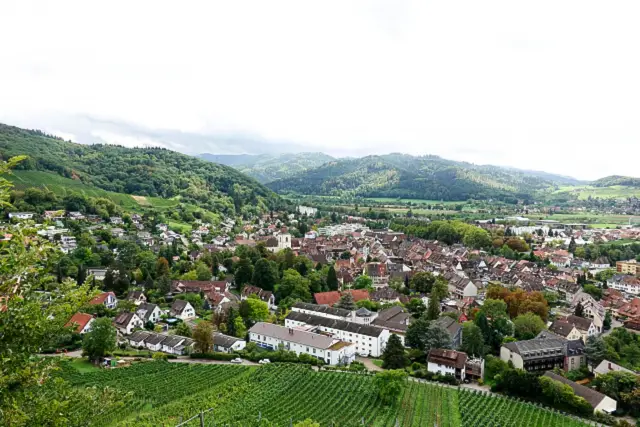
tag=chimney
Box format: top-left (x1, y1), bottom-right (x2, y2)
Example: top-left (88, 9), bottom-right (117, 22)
top-left (608, 362), bottom-right (612, 370)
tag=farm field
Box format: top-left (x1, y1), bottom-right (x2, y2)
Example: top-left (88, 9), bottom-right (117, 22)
top-left (57, 360), bottom-right (592, 427)
top-left (553, 185), bottom-right (640, 200)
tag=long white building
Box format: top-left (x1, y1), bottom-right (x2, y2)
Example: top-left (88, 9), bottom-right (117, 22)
top-left (285, 311), bottom-right (389, 357)
top-left (249, 322), bottom-right (355, 365)
top-left (291, 302), bottom-right (378, 325)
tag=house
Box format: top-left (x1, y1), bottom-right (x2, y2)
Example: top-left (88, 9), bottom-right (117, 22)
top-left (65, 312), bottom-right (94, 334)
top-left (127, 331), bottom-right (194, 355)
top-left (113, 312), bottom-right (143, 335)
top-left (593, 360), bottom-right (636, 377)
top-left (562, 315), bottom-right (599, 340)
top-left (144, 333), bottom-right (169, 351)
top-left (249, 322), bottom-right (355, 365)
top-left (87, 268), bottom-right (108, 281)
top-left (501, 338), bottom-right (566, 373)
top-left (8, 212), bottom-right (35, 220)
top-left (206, 292), bottom-right (232, 313)
top-left (128, 330), bottom-right (152, 348)
top-left (241, 285), bottom-right (276, 310)
top-left (427, 349), bottom-right (468, 381)
top-left (448, 276), bottom-right (477, 299)
top-left (366, 263), bottom-right (389, 288)
top-left (170, 300), bottom-right (196, 321)
top-left (434, 316), bottom-right (463, 349)
top-left (607, 274), bottom-right (640, 295)
top-left (110, 217), bottom-right (124, 225)
top-left (285, 311), bottom-right (389, 357)
top-left (549, 319), bottom-right (582, 341)
top-left (570, 292), bottom-right (605, 331)
top-left (371, 306), bottom-right (411, 345)
top-left (617, 297), bottom-right (640, 320)
top-left (136, 303), bottom-right (162, 324)
top-left (126, 291), bottom-right (147, 306)
top-left (616, 260), bottom-right (639, 276)
top-left (161, 335), bottom-right (195, 355)
top-left (590, 257), bottom-right (610, 270)
top-left (213, 332), bottom-right (247, 353)
top-left (89, 291), bottom-right (118, 309)
top-left (465, 358), bottom-right (485, 382)
top-left (370, 287), bottom-right (402, 304)
top-left (543, 372), bottom-right (617, 414)
top-left (313, 290), bottom-right (369, 307)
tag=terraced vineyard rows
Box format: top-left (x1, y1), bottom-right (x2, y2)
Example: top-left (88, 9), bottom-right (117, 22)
top-left (58, 361), bottom-right (597, 427)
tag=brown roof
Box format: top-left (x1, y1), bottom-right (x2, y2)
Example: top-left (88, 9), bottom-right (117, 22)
top-left (618, 298), bottom-right (640, 319)
top-left (65, 312), bottom-right (93, 333)
top-left (313, 289), bottom-right (369, 306)
top-left (564, 315), bottom-right (593, 332)
top-left (89, 291), bottom-right (116, 305)
top-left (542, 372), bottom-right (609, 409)
top-left (428, 349), bottom-right (468, 369)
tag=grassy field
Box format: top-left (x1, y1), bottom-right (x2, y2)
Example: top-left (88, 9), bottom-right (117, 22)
top-left (67, 358), bottom-right (101, 373)
top-left (364, 197), bottom-right (462, 205)
top-left (553, 185), bottom-right (640, 200)
top-left (56, 361), bottom-right (592, 427)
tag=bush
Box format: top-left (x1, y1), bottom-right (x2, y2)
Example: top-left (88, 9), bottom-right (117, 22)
top-left (152, 352), bottom-right (168, 361)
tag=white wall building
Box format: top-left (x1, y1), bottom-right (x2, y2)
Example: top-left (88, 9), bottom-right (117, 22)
top-left (285, 311), bottom-right (388, 357)
top-left (249, 322), bottom-right (355, 365)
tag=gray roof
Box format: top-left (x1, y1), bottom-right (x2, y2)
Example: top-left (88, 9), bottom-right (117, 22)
top-left (114, 312), bottom-right (137, 327)
top-left (434, 316), bottom-right (462, 338)
top-left (543, 372), bottom-right (609, 408)
top-left (293, 302), bottom-right (351, 318)
top-left (286, 311), bottom-right (385, 338)
top-left (594, 360), bottom-right (635, 376)
top-left (136, 303), bottom-right (159, 323)
top-left (249, 322), bottom-right (338, 349)
top-left (171, 299), bottom-right (190, 314)
top-left (376, 306), bottom-right (406, 322)
top-left (503, 338), bottom-right (566, 359)
top-left (145, 333), bottom-right (169, 345)
top-left (564, 315), bottom-right (593, 332)
top-left (355, 307), bottom-right (373, 317)
top-left (213, 332), bottom-right (244, 349)
top-left (549, 320), bottom-right (576, 337)
top-left (129, 330), bottom-right (152, 343)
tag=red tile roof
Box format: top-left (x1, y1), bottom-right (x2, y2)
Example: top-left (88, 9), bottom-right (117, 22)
top-left (89, 291), bottom-right (116, 305)
top-left (65, 312), bottom-right (93, 333)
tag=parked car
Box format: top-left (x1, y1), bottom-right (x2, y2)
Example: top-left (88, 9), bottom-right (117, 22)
top-left (230, 357), bottom-right (243, 364)
top-left (259, 359), bottom-right (271, 364)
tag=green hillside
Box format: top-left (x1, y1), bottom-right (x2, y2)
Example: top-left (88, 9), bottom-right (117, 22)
top-left (0, 123), bottom-right (281, 216)
top-left (267, 154), bottom-right (561, 203)
top-left (592, 175), bottom-right (640, 188)
top-left (200, 152), bottom-right (335, 183)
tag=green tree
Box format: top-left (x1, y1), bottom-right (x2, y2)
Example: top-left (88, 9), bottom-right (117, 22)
top-left (405, 317), bottom-right (430, 349)
top-left (195, 262), bottom-right (212, 281)
top-left (193, 322), bottom-right (214, 353)
top-left (373, 370), bottom-right (408, 405)
top-left (239, 297), bottom-right (270, 326)
top-left (382, 334), bottom-right (408, 369)
top-left (585, 335), bottom-right (607, 369)
top-left (405, 298), bottom-right (426, 317)
top-left (252, 258), bottom-right (277, 291)
top-left (353, 274), bottom-right (373, 290)
top-left (335, 293), bottom-right (357, 311)
top-left (410, 272), bottom-right (436, 293)
top-left (479, 299), bottom-right (508, 320)
top-left (431, 277), bottom-right (449, 301)
top-left (234, 258), bottom-right (254, 288)
top-left (174, 321), bottom-right (192, 337)
top-left (276, 269), bottom-right (311, 302)
top-left (226, 307), bottom-right (239, 336)
top-left (234, 316), bottom-right (247, 338)
top-left (513, 313), bottom-right (545, 340)
top-left (436, 223), bottom-right (456, 245)
top-left (463, 227), bottom-right (492, 249)
top-left (326, 265), bottom-right (338, 291)
top-left (82, 317), bottom-right (117, 362)
top-left (425, 292), bottom-right (440, 320)
top-left (460, 322), bottom-right (485, 357)
top-left (424, 323), bottom-right (452, 352)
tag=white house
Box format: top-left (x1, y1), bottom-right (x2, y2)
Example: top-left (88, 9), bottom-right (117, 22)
top-left (249, 322), bottom-right (355, 365)
top-left (8, 212), bottom-right (35, 220)
top-left (170, 300), bottom-right (196, 320)
top-left (427, 349), bottom-right (468, 381)
top-left (543, 372), bottom-right (617, 414)
top-left (607, 275), bottom-right (640, 295)
top-left (448, 275), bottom-right (478, 299)
top-left (89, 291), bottom-right (118, 309)
top-left (136, 303), bottom-right (162, 324)
top-left (65, 313), bottom-right (94, 334)
top-left (87, 268), bottom-right (108, 281)
top-left (285, 311), bottom-right (388, 357)
top-left (113, 312), bottom-right (143, 335)
top-left (213, 333), bottom-right (247, 353)
top-left (127, 291), bottom-right (147, 306)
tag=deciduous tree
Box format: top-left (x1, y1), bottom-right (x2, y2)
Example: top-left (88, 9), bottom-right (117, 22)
top-left (193, 322), bottom-right (214, 353)
top-left (82, 317), bottom-right (117, 362)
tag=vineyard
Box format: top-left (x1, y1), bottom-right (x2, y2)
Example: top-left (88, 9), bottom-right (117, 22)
top-left (58, 361), bottom-right (595, 427)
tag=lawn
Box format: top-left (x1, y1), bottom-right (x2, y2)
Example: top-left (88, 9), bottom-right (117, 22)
top-left (68, 357), bottom-right (101, 373)
top-left (372, 359), bottom-right (383, 368)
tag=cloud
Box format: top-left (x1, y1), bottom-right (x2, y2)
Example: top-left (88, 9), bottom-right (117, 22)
top-left (0, 0), bottom-right (639, 180)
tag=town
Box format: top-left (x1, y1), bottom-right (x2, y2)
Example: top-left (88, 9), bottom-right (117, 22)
top-left (4, 197), bottom-right (640, 426)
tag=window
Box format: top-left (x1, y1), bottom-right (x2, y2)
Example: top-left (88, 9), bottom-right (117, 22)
top-left (306, 347), bottom-right (309, 352)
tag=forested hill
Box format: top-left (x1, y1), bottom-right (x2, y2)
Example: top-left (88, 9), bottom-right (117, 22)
top-left (592, 175), bottom-right (640, 188)
top-left (267, 154), bottom-right (565, 203)
top-left (200, 152), bottom-right (335, 183)
top-left (0, 124), bottom-right (281, 215)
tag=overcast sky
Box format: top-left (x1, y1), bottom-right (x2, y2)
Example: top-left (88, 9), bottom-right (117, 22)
top-left (1, 1), bottom-right (639, 180)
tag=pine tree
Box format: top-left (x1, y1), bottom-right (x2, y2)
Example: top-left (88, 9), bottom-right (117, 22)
top-left (425, 292), bottom-right (440, 320)
top-left (326, 265), bottom-right (339, 291)
top-left (76, 264), bottom-right (86, 285)
top-left (381, 334), bottom-right (407, 369)
top-left (335, 293), bottom-right (356, 311)
top-left (574, 302), bottom-right (584, 317)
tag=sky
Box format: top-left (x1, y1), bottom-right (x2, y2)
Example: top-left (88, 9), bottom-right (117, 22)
top-left (1, 1), bottom-right (639, 180)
